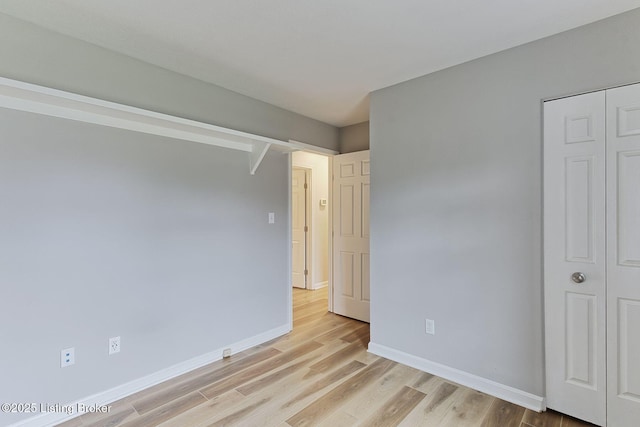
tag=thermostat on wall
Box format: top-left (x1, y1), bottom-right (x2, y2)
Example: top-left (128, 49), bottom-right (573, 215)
top-left (319, 198), bottom-right (327, 207)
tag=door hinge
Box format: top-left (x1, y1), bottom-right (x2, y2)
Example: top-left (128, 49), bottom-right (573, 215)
top-left (304, 226), bottom-right (308, 232)
top-left (304, 183), bottom-right (308, 189)
top-left (304, 269), bottom-right (308, 275)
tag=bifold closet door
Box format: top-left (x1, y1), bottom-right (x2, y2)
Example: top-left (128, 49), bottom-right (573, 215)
top-left (606, 83), bottom-right (640, 427)
top-left (545, 82), bottom-right (640, 427)
top-left (544, 91), bottom-right (607, 426)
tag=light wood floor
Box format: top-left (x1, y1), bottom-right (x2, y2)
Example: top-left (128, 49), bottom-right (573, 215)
top-left (57, 287), bottom-right (596, 427)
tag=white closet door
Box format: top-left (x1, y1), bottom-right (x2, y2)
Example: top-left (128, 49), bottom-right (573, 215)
top-left (606, 83), bottom-right (640, 427)
top-left (544, 92), bottom-right (606, 426)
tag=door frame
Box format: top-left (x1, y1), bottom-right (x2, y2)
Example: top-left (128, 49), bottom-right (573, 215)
top-left (286, 146), bottom-right (337, 330)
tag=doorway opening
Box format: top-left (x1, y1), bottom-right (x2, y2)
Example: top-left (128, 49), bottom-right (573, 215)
top-left (288, 148), bottom-right (371, 329)
top-left (291, 151), bottom-right (330, 293)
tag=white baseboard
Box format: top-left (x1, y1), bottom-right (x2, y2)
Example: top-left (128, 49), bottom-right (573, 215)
top-left (10, 324), bottom-right (291, 427)
top-left (312, 281), bottom-right (328, 290)
top-left (368, 342), bottom-right (546, 412)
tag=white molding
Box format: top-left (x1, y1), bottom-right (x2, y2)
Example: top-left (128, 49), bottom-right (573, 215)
top-left (287, 154), bottom-right (294, 331)
top-left (312, 281), bottom-right (328, 290)
top-left (10, 324), bottom-right (291, 427)
top-left (327, 155), bottom-right (334, 313)
top-left (0, 76), bottom-right (296, 174)
top-left (368, 342), bottom-right (546, 412)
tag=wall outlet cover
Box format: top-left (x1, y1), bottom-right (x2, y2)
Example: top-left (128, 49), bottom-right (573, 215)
top-left (61, 347), bottom-right (75, 368)
top-left (109, 336), bottom-right (121, 355)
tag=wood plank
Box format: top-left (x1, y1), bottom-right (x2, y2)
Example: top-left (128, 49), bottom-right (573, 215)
top-left (293, 304), bottom-right (328, 322)
top-left (272, 319), bottom-right (354, 352)
top-left (438, 388), bottom-right (494, 427)
top-left (123, 341), bottom-right (269, 404)
top-left (341, 364), bottom-right (422, 420)
top-left (522, 409), bottom-right (563, 427)
top-left (317, 411), bottom-right (358, 427)
top-left (481, 399), bottom-right (526, 427)
top-left (305, 341), bottom-right (365, 376)
top-left (236, 357), bottom-right (315, 396)
top-left (286, 357), bottom-right (396, 426)
top-left (293, 298), bottom-right (327, 313)
top-left (338, 323), bottom-right (370, 344)
top-left (200, 341), bottom-right (323, 399)
top-left (193, 351), bottom-right (366, 426)
top-left (397, 381), bottom-right (460, 427)
top-left (131, 347), bottom-right (281, 414)
top-left (281, 360), bottom-right (367, 410)
top-left (119, 392), bottom-right (206, 427)
top-left (294, 310), bottom-right (333, 328)
top-left (205, 397), bottom-right (271, 427)
top-left (82, 403), bottom-right (137, 427)
top-left (55, 417), bottom-right (84, 427)
top-left (422, 382), bottom-right (459, 414)
top-left (360, 385), bottom-right (426, 426)
top-left (561, 415), bottom-right (599, 427)
top-left (412, 372), bottom-right (435, 390)
top-left (313, 321), bottom-right (364, 343)
top-left (292, 288), bottom-right (326, 305)
top-left (156, 390), bottom-right (246, 427)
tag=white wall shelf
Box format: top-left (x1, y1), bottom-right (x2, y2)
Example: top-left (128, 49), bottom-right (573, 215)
top-left (0, 76), bottom-right (302, 174)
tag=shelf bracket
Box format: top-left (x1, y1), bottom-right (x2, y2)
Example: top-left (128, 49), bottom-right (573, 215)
top-left (249, 140), bottom-right (272, 175)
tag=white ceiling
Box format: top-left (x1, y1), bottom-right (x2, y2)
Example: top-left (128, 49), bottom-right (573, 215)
top-left (0, 0), bottom-right (639, 127)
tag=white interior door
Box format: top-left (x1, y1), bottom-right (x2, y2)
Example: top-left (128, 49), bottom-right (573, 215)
top-left (332, 150), bottom-right (370, 322)
top-left (292, 167), bottom-right (309, 289)
top-left (606, 83), bottom-right (640, 427)
top-left (544, 92), bottom-right (606, 425)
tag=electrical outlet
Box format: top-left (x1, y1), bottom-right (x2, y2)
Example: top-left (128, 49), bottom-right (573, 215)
top-left (223, 348), bottom-right (232, 358)
top-left (109, 336), bottom-right (121, 355)
top-left (61, 347), bottom-right (75, 368)
top-left (268, 212), bottom-right (275, 224)
top-left (425, 319), bottom-right (435, 335)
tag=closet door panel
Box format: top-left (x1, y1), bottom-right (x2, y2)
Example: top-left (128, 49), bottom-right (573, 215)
top-left (606, 83), bottom-right (640, 427)
top-left (544, 91), bottom-right (606, 426)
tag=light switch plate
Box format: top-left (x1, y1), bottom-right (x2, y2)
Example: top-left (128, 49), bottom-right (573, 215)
top-left (425, 319), bottom-right (435, 335)
top-left (268, 212), bottom-right (275, 224)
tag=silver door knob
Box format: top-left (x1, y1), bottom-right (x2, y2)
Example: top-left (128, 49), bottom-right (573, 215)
top-left (571, 272), bottom-right (586, 283)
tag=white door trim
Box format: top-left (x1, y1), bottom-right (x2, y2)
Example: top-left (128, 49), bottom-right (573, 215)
top-left (327, 155), bottom-right (334, 313)
top-left (287, 154), bottom-right (293, 330)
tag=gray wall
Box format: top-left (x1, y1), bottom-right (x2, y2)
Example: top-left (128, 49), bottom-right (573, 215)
top-left (370, 8), bottom-right (640, 397)
top-left (0, 13), bottom-right (336, 426)
top-left (0, 13), bottom-right (338, 152)
top-left (339, 121), bottom-right (370, 153)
